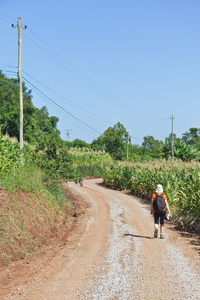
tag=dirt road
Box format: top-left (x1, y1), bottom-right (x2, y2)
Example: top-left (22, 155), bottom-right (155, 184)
top-left (2, 178), bottom-right (200, 299)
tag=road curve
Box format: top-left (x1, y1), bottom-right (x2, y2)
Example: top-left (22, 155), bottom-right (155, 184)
top-left (4, 178), bottom-right (200, 299)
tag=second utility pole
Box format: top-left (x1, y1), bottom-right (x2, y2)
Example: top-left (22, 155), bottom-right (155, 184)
top-left (18, 17), bottom-right (23, 150)
top-left (171, 115), bottom-right (174, 159)
top-left (127, 132), bottom-right (129, 161)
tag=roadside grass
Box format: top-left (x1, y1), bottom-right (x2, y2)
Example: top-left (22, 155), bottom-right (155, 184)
top-left (0, 187), bottom-right (74, 264)
top-left (1, 166), bottom-right (44, 193)
top-left (0, 136), bottom-right (107, 265)
top-left (0, 165), bottom-right (74, 264)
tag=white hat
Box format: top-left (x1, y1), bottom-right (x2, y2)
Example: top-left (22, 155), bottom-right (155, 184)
top-left (155, 184), bottom-right (163, 193)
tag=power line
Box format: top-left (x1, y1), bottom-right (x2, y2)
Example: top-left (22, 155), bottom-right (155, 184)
top-left (0, 69), bottom-right (17, 76)
top-left (0, 61), bottom-right (17, 69)
top-left (22, 75), bottom-right (102, 135)
top-left (0, 69), bottom-right (171, 144)
top-left (0, 17), bottom-right (12, 24)
top-left (22, 70), bottom-right (110, 128)
top-left (0, 12), bottom-right (16, 22)
top-left (0, 69), bottom-right (111, 140)
top-left (0, 12), bottom-right (169, 120)
top-left (23, 78), bottom-right (102, 138)
top-left (0, 68), bottom-right (101, 134)
top-left (22, 32), bottom-right (105, 93)
top-left (23, 27), bottom-right (168, 120)
top-left (27, 83), bottom-right (98, 138)
top-left (27, 28), bottom-right (153, 117)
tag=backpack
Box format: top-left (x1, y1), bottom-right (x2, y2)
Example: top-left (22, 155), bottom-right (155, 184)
top-left (153, 192), bottom-right (166, 213)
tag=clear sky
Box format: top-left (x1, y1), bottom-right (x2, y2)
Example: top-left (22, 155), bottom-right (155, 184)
top-left (0, 0), bottom-right (200, 144)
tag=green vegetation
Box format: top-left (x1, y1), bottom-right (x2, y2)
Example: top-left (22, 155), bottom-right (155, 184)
top-left (0, 135), bottom-right (73, 263)
top-left (1, 70), bottom-right (200, 263)
top-left (91, 122), bottom-right (130, 160)
top-left (91, 125), bottom-right (200, 162)
top-left (0, 136), bottom-right (68, 203)
top-left (1, 71), bottom-right (200, 164)
top-left (103, 160), bottom-right (200, 231)
top-left (76, 164), bottom-right (104, 178)
top-left (68, 147), bottom-right (111, 166)
top-left (0, 71), bottom-right (60, 145)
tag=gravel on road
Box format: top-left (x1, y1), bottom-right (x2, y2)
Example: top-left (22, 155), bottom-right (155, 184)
top-left (2, 179), bottom-right (200, 300)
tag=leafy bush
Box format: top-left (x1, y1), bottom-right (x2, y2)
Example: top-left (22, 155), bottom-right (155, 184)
top-left (0, 135), bottom-right (80, 208)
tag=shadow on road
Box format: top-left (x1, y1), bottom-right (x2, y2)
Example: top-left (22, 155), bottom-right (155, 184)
top-left (124, 233), bottom-right (153, 240)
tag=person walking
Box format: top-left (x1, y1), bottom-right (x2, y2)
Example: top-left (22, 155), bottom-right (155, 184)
top-left (151, 184), bottom-right (171, 239)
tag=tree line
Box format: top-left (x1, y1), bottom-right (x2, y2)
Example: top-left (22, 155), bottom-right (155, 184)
top-left (1, 71), bottom-right (199, 162)
top-left (66, 123), bottom-right (200, 162)
top-left (0, 71), bottom-right (60, 144)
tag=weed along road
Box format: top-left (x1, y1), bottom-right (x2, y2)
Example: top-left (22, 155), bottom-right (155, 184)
top-left (3, 179), bottom-right (200, 299)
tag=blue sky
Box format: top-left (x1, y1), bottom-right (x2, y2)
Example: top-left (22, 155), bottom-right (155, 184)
top-left (0, 1), bottom-right (200, 144)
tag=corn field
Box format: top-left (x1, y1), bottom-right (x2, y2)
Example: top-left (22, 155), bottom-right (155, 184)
top-left (68, 148), bottom-right (112, 166)
top-left (103, 159), bottom-right (200, 221)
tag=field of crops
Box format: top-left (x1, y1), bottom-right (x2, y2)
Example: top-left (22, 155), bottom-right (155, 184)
top-left (1, 134), bottom-right (199, 232)
top-left (103, 159), bottom-right (200, 225)
top-left (68, 148), bottom-right (112, 166)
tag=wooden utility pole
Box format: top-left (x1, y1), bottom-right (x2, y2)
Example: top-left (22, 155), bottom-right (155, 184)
top-left (12, 18), bottom-right (27, 150)
top-left (127, 132), bottom-right (129, 161)
top-left (171, 115), bottom-right (174, 159)
top-left (18, 17), bottom-right (23, 150)
top-left (66, 129), bottom-right (72, 141)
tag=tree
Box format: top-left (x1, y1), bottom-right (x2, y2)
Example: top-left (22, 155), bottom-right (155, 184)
top-left (163, 135), bottom-right (200, 161)
top-left (0, 71), bottom-right (60, 144)
top-left (177, 142), bottom-right (200, 162)
top-left (128, 144), bottom-right (144, 161)
top-left (91, 136), bottom-right (104, 151)
top-left (92, 122), bottom-right (129, 160)
top-left (182, 127), bottom-right (200, 150)
top-left (142, 135), bottom-right (164, 158)
top-left (72, 139), bottom-right (90, 148)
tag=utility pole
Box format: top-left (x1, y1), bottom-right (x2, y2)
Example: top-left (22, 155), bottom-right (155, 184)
top-left (171, 115), bottom-right (174, 159)
top-left (12, 18), bottom-right (27, 150)
top-left (127, 132), bottom-right (129, 161)
top-left (18, 17), bottom-right (23, 150)
top-left (66, 129), bottom-right (72, 141)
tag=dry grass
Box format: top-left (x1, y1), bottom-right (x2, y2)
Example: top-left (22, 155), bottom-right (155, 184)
top-left (2, 133), bottom-right (29, 145)
top-left (119, 158), bottom-right (200, 171)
